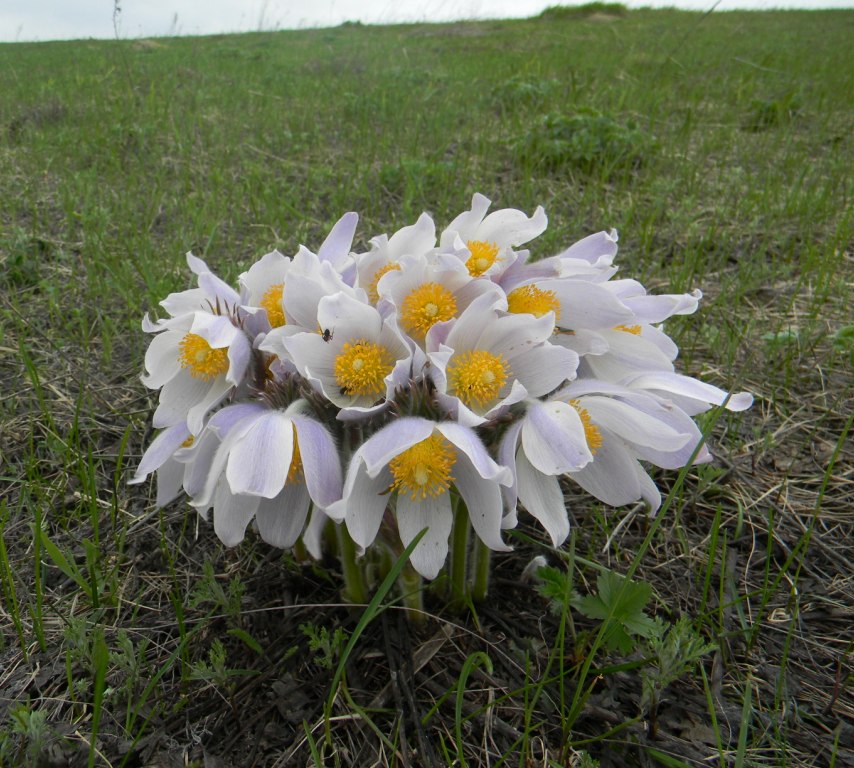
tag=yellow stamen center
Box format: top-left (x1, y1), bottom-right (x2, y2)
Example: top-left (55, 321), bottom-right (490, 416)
top-left (448, 349), bottom-right (510, 410)
top-left (178, 333), bottom-right (229, 380)
top-left (368, 263), bottom-right (401, 304)
top-left (507, 285), bottom-right (561, 319)
top-left (400, 282), bottom-right (458, 339)
top-left (287, 426), bottom-right (303, 483)
top-left (389, 434), bottom-right (456, 500)
top-left (333, 339), bottom-right (394, 398)
top-left (614, 324), bottom-right (641, 335)
top-left (261, 283), bottom-right (285, 328)
top-left (465, 240), bottom-right (500, 277)
top-left (181, 436), bottom-right (195, 448)
top-left (570, 399), bottom-right (603, 454)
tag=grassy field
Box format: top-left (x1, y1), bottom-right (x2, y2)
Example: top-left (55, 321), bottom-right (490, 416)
top-left (1, 4), bottom-right (852, 766)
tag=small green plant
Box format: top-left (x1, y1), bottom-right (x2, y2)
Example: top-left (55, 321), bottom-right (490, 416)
top-left (189, 638), bottom-right (239, 691)
top-left (641, 617), bottom-right (716, 736)
top-left (300, 622), bottom-right (348, 670)
top-left (537, 565), bottom-right (662, 654)
top-left (189, 560), bottom-right (246, 624)
top-left (8, 705), bottom-right (55, 766)
top-left (572, 570), bottom-right (662, 654)
top-left (515, 109), bottom-right (651, 177)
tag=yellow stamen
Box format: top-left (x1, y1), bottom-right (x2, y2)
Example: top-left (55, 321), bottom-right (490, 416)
top-left (181, 436), bottom-right (195, 448)
top-left (465, 240), bottom-right (500, 277)
top-left (614, 324), bottom-right (641, 335)
top-left (448, 349), bottom-right (510, 410)
top-left (507, 285), bottom-right (561, 320)
top-left (368, 263), bottom-right (401, 304)
top-left (261, 283), bottom-right (285, 328)
top-left (389, 433), bottom-right (456, 500)
top-left (570, 399), bottom-right (603, 454)
top-left (178, 333), bottom-right (229, 380)
top-left (400, 282), bottom-right (458, 339)
top-left (287, 425), bottom-right (303, 483)
top-left (333, 339), bottom-right (394, 398)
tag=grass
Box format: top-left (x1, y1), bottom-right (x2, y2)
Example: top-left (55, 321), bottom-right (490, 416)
top-left (1, 6), bottom-right (852, 766)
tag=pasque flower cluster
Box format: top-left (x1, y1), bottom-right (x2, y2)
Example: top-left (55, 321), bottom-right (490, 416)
top-left (132, 194), bottom-right (751, 586)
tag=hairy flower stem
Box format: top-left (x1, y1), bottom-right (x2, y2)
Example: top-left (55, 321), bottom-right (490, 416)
top-left (449, 495), bottom-right (470, 609)
top-left (399, 564), bottom-right (425, 624)
top-left (470, 536), bottom-right (491, 603)
top-left (337, 525), bottom-right (367, 605)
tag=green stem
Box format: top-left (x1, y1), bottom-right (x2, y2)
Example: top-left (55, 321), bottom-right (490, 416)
top-left (449, 496), bottom-right (470, 608)
top-left (399, 564), bottom-right (425, 624)
top-left (471, 534), bottom-right (491, 603)
top-left (337, 524), bottom-right (367, 605)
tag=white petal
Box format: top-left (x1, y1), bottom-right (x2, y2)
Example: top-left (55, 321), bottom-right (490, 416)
top-left (340, 464), bottom-right (392, 550)
top-left (303, 508), bottom-right (332, 560)
top-left (360, 418), bottom-right (435, 476)
top-left (453, 454), bottom-right (510, 552)
top-left (225, 333), bottom-right (251, 386)
top-left (582, 396), bottom-right (691, 452)
top-left (130, 422), bottom-right (191, 484)
top-left (153, 372), bottom-right (210, 429)
top-left (476, 205), bottom-right (547, 247)
top-left (516, 451), bottom-right (569, 546)
top-left (547, 279), bottom-right (634, 330)
top-left (553, 230), bottom-right (618, 265)
top-left (510, 343), bottom-right (579, 397)
top-left (317, 291), bottom-right (381, 341)
top-left (318, 212), bottom-right (358, 271)
top-left (255, 484), bottom-right (311, 548)
top-left (497, 420), bottom-right (524, 512)
top-left (292, 416), bottom-right (342, 508)
top-left (624, 371), bottom-right (754, 414)
top-left (479, 311), bottom-right (553, 356)
top-left (226, 412), bottom-right (294, 498)
top-left (438, 422), bottom-right (512, 485)
top-left (522, 400), bottom-right (593, 474)
top-left (212, 481), bottom-right (259, 547)
top-left (569, 440), bottom-right (643, 508)
top-left (141, 330), bottom-right (182, 389)
top-left (155, 460), bottom-right (186, 508)
top-left (440, 192), bottom-right (492, 247)
top-left (186, 377), bottom-right (231, 436)
top-left (388, 212), bottom-right (436, 257)
top-left (396, 494), bottom-right (453, 580)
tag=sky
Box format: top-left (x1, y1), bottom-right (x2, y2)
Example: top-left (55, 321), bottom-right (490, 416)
top-left (1, 0), bottom-right (850, 43)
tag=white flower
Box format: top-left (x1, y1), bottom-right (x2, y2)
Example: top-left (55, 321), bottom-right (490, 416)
top-left (281, 246), bottom-right (366, 332)
top-left (128, 421), bottom-right (194, 507)
top-left (427, 292), bottom-right (579, 427)
top-left (327, 417), bottom-right (512, 579)
top-left (439, 192), bottom-right (548, 280)
top-left (191, 399), bottom-right (343, 548)
top-left (497, 229), bottom-right (619, 293)
top-left (376, 252), bottom-right (503, 347)
top-left (238, 249), bottom-right (292, 332)
top-left (141, 310), bottom-right (252, 435)
top-left (556, 379), bottom-right (711, 512)
top-left (354, 213), bottom-right (437, 304)
top-left (270, 291), bottom-right (420, 419)
top-left (147, 253), bottom-right (242, 328)
top-left (498, 399), bottom-right (594, 546)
